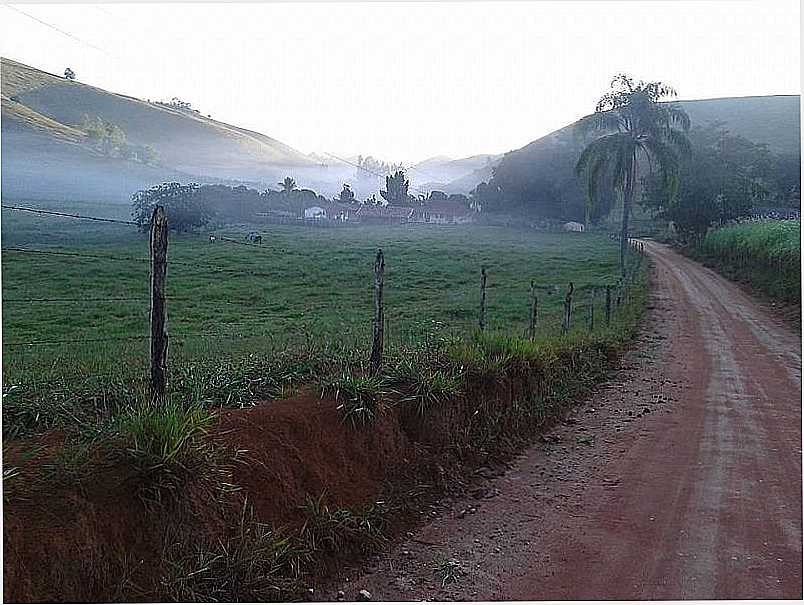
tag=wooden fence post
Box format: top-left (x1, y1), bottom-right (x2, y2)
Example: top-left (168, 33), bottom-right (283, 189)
top-left (528, 280), bottom-right (538, 341)
top-left (370, 248), bottom-right (384, 375)
top-left (605, 285), bottom-right (612, 326)
top-left (149, 205), bottom-right (169, 400)
top-left (479, 266), bottom-right (487, 331)
top-left (588, 289), bottom-right (595, 332)
top-left (562, 281), bottom-right (574, 333)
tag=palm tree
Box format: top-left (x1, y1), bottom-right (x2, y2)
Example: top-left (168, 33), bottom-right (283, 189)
top-left (575, 74), bottom-right (691, 276)
top-left (279, 176), bottom-right (297, 194)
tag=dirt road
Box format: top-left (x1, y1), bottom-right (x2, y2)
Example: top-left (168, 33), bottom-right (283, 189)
top-left (325, 242), bottom-right (802, 601)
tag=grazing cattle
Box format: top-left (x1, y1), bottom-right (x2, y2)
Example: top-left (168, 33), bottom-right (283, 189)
top-left (562, 221), bottom-right (585, 233)
top-left (209, 234), bottom-right (216, 243)
top-left (246, 232), bottom-right (262, 244)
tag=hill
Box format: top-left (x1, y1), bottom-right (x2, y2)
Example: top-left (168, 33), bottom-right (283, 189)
top-left (678, 95), bottom-right (801, 155)
top-left (443, 94), bottom-right (801, 194)
top-left (410, 153), bottom-right (500, 193)
top-left (1, 57), bottom-right (314, 202)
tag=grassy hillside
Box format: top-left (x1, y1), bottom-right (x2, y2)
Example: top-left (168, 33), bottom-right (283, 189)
top-left (679, 95), bottom-right (801, 155)
top-left (1, 57), bottom-right (315, 201)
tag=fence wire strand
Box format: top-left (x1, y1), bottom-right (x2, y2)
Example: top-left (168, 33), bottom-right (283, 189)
top-left (2, 204), bottom-right (139, 225)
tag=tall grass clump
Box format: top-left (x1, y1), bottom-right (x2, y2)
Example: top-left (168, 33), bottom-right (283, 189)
top-left (697, 218), bottom-right (800, 304)
top-left (160, 503), bottom-right (307, 601)
top-left (321, 371), bottom-right (391, 427)
top-left (113, 398), bottom-right (239, 502)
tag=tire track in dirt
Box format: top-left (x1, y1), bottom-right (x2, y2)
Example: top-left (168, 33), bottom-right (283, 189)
top-left (321, 242), bottom-right (801, 601)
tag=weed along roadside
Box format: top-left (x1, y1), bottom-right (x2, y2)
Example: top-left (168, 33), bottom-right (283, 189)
top-left (3, 235), bottom-right (650, 602)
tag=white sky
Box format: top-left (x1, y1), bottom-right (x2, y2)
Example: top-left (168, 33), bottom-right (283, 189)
top-left (1, 1), bottom-right (800, 164)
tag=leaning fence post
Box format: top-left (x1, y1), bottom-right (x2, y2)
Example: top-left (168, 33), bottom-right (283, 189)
top-left (479, 266), bottom-right (487, 331)
top-left (562, 281), bottom-right (574, 333)
top-left (149, 205), bottom-right (169, 400)
top-left (528, 280), bottom-right (538, 341)
top-left (605, 285), bottom-right (612, 326)
top-left (370, 248), bottom-right (385, 375)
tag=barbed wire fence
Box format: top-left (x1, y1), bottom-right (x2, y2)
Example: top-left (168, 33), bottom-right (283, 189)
top-left (2, 204), bottom-right (647, 398)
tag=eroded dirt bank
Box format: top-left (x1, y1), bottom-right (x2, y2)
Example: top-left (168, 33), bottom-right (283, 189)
top-left (322, 242), bottom-right (802, 601)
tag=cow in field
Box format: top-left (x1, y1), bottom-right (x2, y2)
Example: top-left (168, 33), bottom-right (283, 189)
top-left (246, 232), bottom-right (263, 244)
top-left (562, 221), bottom-right (585, 233)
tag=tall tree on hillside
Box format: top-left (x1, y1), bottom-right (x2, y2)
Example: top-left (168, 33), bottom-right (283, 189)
top-left (575, 74), bottom-right (691, 275)
top-left (279, 176), bottom-right (297, 193)
top-left (335, 183), bottom-right (356, 204)
top-left (380, 170), bottom-right (410, 205)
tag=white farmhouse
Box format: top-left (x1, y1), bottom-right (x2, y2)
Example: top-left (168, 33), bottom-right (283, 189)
top-left (304, 206), bottom-right (327, 220)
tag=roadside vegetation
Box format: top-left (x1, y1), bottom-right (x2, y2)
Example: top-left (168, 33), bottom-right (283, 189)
top-left (694, 218), bottom-right (800, 304)
top-left (3, 200), bottom-right (650, 601)
top-left (3, 260), bottom-right (648, 601)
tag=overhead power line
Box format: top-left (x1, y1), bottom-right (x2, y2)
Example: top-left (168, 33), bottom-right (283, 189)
top-left (3, 4), bottom-right (110, 56)
top-left (323, 152), bottom-right (427, 196)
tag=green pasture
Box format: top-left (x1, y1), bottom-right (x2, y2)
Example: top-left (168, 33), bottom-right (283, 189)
top-left (2, 201), bottom-right (627, 385)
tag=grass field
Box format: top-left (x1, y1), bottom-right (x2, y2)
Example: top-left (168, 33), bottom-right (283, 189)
top-left (696, 218), bottom-right (800, 304)
top-left (2, 201), bottom-right (642, 436)
top-left (3, 202), bottom-right (650, 601)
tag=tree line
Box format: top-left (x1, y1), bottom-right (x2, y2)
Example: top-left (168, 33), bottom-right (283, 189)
top-left (131, 175), bottom-right (473, 232)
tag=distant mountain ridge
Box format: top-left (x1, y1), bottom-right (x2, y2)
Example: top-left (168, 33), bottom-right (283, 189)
top-left (439, 94), bottom-right (801, 194)
top-left (2, 57), bottom-right (799, 205)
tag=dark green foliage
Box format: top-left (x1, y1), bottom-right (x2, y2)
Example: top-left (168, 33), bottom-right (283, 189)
top-left (643, 124), bottom-right (800, 238)
top-left (474, 133), bottom-right (595, 220)
top-left (335, 183), bottom-right (356, 204)
top-left (278, 176), bottom-right (297, 193)
top-left (193, 183), bottom-right (264, 222)
top-left (131, 182), bottom-right (210, 232)
top-left (380, 170), bottom-right (412, 205)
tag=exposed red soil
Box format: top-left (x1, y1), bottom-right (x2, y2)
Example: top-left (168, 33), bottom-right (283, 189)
top-left (4, 350), bottom-right (604, 601)
top-left (321, 241), bottom-right (802, 601)
top-left (215, 393), bottom-right (416, 528)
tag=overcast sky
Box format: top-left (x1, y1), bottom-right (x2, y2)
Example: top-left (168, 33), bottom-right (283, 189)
top-left (1, 1), bottom-right (800, 163)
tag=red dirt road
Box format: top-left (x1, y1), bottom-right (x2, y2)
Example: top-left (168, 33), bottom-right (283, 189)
top-left (324, 242), bottom-right (802, 601)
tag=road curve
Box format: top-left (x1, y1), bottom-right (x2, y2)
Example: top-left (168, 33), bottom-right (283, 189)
top-left (324, 242), bottom-right (802, 601)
